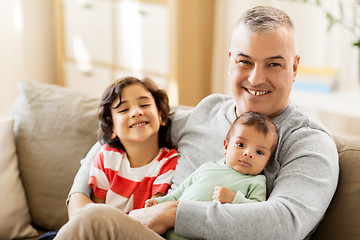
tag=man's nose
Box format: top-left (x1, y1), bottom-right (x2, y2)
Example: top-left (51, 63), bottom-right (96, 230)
top-left (248, 65), bottom-right (266, 86)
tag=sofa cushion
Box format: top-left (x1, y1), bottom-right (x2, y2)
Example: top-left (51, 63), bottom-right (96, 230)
top-left (311, 135), bottom-right (360, 239)
top-left (0, 117), bottom-right (38, 239)
top-left (12, 81), bottom-right (99, 230)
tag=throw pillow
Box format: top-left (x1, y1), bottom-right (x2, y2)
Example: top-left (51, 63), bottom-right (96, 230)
top-left (0, 117), bottom-right (38, 239)
top-left (12, 81), bottom-right (99, 230)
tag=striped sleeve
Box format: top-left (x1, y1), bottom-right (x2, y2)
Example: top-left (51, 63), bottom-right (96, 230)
top-left (152, 148), bottom-right (179, 195)
top-left (89, 148), bottom-right (109, 200)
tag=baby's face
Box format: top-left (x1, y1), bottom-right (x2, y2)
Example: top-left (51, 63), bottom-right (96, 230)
top-left (223, 125), bottom-right (275, 175)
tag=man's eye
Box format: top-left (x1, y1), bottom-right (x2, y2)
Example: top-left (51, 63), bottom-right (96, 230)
top-left (269, 63), bottom-right (281, 67)
top-left (238, 60), bottom-right (251, 65)
top-left (237, 143), bottom-right (245, 148)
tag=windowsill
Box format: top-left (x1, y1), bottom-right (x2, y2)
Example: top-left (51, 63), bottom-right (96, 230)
top-left (290, 89), bottom-right (360, 137)
top-left (291, 89), bottom-right (360, 118)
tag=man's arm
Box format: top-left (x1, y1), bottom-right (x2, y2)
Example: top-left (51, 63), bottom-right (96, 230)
top-left (129, 201), bottom-right (179, 235)
top-left (174, 130), bottom-right (339, 240)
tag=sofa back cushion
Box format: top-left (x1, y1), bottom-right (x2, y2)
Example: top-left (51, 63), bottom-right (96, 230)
top-left (311, 135), bottom-right (360, 239)
top-left (12, 81), bottom-right (99, 230)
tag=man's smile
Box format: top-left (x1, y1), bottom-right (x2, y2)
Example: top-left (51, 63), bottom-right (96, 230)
top-left (245, 88), bottom-right (270, 96)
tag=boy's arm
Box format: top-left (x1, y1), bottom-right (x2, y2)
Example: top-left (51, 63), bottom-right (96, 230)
top-left (91, 194), bottom-right (106, 204)
top-left (68, 192), bottom-right (94, 220)
top-left (67, 142), bottom-right (102, 218)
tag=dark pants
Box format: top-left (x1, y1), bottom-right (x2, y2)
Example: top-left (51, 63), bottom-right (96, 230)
top-left (38, 230), bottom-right (58, 240)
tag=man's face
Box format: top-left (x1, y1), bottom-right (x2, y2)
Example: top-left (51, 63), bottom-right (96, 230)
top-left (228, 25), bottom-right (300, 118)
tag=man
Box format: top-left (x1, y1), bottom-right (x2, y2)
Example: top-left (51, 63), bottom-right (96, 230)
top-left (56, 6), bottom-right (338, 240)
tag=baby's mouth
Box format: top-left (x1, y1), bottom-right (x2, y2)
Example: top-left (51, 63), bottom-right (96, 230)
top-left (238, 160), bottom-right (251, 167)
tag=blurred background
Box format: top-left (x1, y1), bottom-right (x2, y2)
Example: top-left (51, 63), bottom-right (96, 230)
top-left (1, 0), bottom-right (359, 136)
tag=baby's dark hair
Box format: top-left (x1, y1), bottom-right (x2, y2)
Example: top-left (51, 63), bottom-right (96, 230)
top-left (226, 111), bottom-right (279, 158)
top-left (98, 76), bottom-right (172, 150)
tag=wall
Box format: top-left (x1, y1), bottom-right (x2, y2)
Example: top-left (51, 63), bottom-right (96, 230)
top-left (0, 0), bottom-right (57, 115)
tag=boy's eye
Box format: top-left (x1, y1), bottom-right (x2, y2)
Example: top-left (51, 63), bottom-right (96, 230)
top-left (118, 109), bottom-right (128, 113)
top-left (140, 103), bottom-right (151, 108)
top-left (236, 142), bottom-right (245, 148)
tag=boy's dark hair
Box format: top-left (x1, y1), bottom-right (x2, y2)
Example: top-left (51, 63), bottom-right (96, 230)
top-left (98, 76), bottom-right (172, 150)
top-left (226, 111), bottom-right (279, 159)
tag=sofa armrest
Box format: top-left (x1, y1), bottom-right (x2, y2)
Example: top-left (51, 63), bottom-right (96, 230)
top-left (311, 135), bottom-right (360, 239)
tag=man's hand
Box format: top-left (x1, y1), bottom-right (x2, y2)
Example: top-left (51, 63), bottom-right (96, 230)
top-left (212, 186), bottom-right (236, 203)
top-left (129, 201), bottom-right (178, 234)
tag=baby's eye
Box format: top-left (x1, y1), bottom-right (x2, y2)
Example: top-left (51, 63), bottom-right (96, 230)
top-left (140, 104), bottom-right (151, 108)
top-left (236, 142), bottom-right (245, 148)
top-left (256, 150), bottom-right (264, 155)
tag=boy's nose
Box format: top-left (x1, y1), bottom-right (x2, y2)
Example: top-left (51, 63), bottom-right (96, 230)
top-left (130, 107), bottom-right (143, 118)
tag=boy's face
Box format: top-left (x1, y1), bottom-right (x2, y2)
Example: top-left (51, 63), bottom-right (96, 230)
top-left (223, 124), bottom-right (275, 175)
top-left (110, 83), bottom-right (162, 148)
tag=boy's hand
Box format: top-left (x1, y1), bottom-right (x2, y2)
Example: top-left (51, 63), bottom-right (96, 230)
top-left (145, 199), bottom-right (158, 207)
top-left (212, 186), bottom-right (236, 203)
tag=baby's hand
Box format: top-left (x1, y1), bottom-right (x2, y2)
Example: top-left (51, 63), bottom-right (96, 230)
top-left (145, 199), bottom-right (158, 208)
top-left (212, 186), bottom-right (236, 204)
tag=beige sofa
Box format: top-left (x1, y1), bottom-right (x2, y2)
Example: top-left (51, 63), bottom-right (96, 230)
top-left (1, 81), bottom-right (359, 240)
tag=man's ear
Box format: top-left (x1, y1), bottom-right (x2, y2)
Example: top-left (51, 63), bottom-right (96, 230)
top-left (292, 55), bottom-right (300, 81)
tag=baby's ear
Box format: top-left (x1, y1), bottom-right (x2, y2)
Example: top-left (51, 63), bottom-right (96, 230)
top-left (223, 139), bottom-right (229, 155)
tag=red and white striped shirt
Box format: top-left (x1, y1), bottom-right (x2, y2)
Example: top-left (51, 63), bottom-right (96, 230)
top-left (89, 144), bottom-right (178, 213)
